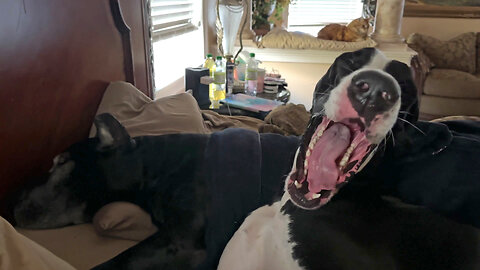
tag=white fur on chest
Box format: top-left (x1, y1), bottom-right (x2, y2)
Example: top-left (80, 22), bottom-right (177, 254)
top-left (217, 199), bottom-right (304, 270)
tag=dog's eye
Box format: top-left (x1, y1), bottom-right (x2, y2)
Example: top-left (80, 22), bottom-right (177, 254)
top-left (355, 81), bottom-right (370, 92)
top-left (54, 153), bottom-right (70, 166)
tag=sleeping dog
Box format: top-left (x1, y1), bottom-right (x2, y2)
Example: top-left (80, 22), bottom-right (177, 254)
top-left (13, 48), bottom-right (480, 270)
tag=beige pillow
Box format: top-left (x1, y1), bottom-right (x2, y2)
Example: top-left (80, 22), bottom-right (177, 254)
top-left (407, 32), bottom-right (477, 74)
top-left (89, 81), bottom-right (208, 137)
top-left (93, 202), bottom-right (158, 241)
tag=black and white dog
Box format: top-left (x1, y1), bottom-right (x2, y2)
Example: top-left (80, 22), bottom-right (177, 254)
top-left (14, 48), bottom-right (480, 270)
top-left (218, 48), bottom-right (480, 269)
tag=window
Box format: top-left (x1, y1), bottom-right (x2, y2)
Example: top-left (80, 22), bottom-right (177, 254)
top-left (151, 0), bottom-right (204, 91)
top-left (151, 0), bottom-right (199, 39)
top-left (287, 0), bottom-right (364, 36)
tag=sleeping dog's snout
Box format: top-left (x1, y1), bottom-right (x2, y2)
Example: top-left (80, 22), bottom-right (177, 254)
top-left (348, 70), bottom-right (400, 116)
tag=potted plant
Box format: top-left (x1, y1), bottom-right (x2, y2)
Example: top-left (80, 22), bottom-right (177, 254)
top-left (252, 0), bottom-right (294, 36)
top-left (252, 0), bottom-right (277, 36)
top-left (272, 0), bottom-right (292, 23)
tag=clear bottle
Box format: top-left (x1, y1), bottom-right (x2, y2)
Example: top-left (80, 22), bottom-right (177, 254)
top-left (212, 56), bottom-right (226, 108)
top-left (235, 59), bottom-right (246, 82)
top-left (245, 52), bottom-right (258, 96)
top-left (203, 53), bottom-right (216, 105)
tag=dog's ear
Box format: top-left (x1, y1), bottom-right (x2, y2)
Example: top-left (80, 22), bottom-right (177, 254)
top-left (385, 60), bottom-right (419, 123)
top-left (94, 113), bottom-right (131, 150)
top-left (385, 60), bottom-right (419, 125)
top-left (384, 60), bottom-right (420, 149)
top-left (312, 48), bottom-right (377, 113)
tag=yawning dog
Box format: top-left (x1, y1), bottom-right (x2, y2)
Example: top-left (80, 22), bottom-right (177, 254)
top-left (13, 48), bottom-right (480, 270)
top-left (218, 48), bottom-right (480, 270)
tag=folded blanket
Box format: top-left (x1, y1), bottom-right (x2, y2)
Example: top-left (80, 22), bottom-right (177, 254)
top-left (259, 103), bottom-right (311, 136)
top-left (201, 110), bottom-right (264, 133)
top-left (363, 120), bottom-right (480, 227)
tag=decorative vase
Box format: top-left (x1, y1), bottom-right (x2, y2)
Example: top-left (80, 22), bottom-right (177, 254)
top-left (218, 0), bottom-right (244, 56)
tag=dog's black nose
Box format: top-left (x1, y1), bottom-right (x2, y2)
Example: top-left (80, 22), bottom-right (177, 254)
top-left (348, 70), bottom-right (400, 116)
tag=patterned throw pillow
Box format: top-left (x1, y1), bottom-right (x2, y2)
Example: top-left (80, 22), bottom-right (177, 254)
top-left (407, 32), bottom-right (477, 74)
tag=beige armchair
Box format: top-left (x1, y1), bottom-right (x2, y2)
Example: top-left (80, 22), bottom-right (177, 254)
top-left (408, 32), bottom-right (480, 120)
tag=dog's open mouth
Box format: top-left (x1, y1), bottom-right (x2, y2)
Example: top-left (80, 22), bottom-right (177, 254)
top-left (287, 115), bottom-right (377, 209)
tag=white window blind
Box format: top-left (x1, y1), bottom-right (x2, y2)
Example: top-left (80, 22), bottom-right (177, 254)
top-left (288, 0), bottom-right (364, 28)
top-left (151, 0), bottom-right (200, 39)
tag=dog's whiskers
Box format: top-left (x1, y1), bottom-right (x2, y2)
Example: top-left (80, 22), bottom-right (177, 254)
top-left (315, 92), bottom-right (330, 97)
top-left (399, 110), bottom-right (414, 116)
top-left (387, 130), bottom-right (396, 148)
top-left (343, 63), bottom-right (355, 73)
top-left (398, 117), bottom-right (426, 136)
top-left (380, 137), bottom-right (388, 153)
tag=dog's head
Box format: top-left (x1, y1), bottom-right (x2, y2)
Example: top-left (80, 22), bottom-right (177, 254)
top-left (286, 48), bottom-right (419, 210)
top-left (14, 114), bottom-right (140, 229)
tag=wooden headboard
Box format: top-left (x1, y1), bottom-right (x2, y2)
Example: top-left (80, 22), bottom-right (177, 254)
top-left (0, 0), bottom-right (153, 215)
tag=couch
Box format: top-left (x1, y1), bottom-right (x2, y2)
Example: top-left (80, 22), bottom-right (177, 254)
top-left (1, 81), bottom-right (309, 270)
top-left (407, 32), bottom-right (480, 120)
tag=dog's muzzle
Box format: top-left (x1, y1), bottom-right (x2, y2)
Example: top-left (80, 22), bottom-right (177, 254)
top-left (348, 70), bottom-right (400, 123)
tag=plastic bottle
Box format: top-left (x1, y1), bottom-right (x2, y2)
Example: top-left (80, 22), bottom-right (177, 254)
top-left (235, 59), bottom-right (246, 82)
top-left (212, 56), bottom-right (226, 108)
top-left (203, 54), bottom-right (216, 105)
top-left (225, 55), bottom-right (235, 95)
top-left (245, 53), bottom-right (258, 96)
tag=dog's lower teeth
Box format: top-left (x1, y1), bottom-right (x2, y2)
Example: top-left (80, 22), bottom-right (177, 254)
top-left (294, 181), bottom-right (302, 188)
top-left (312, 193), bottom-right (321, 199)
top-left (338, 143), bottom-right (356, 169)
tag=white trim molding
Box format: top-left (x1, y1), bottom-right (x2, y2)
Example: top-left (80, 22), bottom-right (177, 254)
top-left (238, 42), bottom-right (417, 66)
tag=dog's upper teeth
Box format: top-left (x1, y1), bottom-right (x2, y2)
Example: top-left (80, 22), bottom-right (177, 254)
top-left (308, 125), bottom-right (327, 150)
top-left (317, 124), bottom-right (327, 137)
top-left (312, 193), bottom-right (321, 199)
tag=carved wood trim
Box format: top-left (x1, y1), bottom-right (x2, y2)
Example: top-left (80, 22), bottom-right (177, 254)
top-left (141, 0), bottom-right (155, 97)
top-left (110, 0), bottom-right (136, 85)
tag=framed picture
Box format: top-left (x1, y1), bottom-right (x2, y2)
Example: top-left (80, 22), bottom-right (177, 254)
top-left (404, 0), bottom-right (480, 18)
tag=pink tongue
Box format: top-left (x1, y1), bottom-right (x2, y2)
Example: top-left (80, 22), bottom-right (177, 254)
top-left (307, 123), bottom-right (351, 193)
